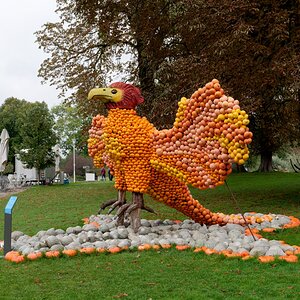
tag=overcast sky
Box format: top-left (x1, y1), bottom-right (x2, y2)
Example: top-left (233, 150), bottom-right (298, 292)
top-left (0, 0), bottom-right (61, 108)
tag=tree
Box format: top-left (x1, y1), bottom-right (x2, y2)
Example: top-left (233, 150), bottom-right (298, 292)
top-left (19, 102), bottom-right (58, 180)
top-left (0, 98), bottom-right (31, 166)
top-left (51, 103), bottom-right (90, 155)
top-left (36, 0), bottom-right (300, 171)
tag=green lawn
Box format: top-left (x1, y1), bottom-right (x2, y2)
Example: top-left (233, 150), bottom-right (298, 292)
top-left (0, 172), bottom-right (299, 299)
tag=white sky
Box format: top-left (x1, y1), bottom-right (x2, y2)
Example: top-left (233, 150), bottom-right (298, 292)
top-left (0, 0), bottom-right (61, 108)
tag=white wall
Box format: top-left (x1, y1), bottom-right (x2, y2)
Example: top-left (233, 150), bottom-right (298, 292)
top-left (15, 154), bottom-right (38, 181)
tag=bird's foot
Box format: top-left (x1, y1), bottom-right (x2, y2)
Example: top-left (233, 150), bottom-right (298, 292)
top-left (98, 190), bottom-right (126, 214)
top-left (98, 199), bottom-right (118, 214)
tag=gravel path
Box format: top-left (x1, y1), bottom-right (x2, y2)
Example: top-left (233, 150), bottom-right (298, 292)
top-left (5, 212), bottom-right (299, 260)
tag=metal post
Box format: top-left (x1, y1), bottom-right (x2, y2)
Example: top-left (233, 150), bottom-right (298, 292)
top-left (73, 139), bottom-right (76, 183)
top-left (4, 196), bottom-right (18, 255)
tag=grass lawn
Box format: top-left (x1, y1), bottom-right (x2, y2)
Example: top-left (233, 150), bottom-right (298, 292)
top-left (0, 172), bottom-right (299, 299)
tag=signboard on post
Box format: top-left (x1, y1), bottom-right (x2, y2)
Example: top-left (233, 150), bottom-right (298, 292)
top-left (4, 196), bottom-right (18, 255)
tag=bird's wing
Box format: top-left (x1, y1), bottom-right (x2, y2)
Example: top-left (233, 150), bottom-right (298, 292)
top-left (88, 114), bottom-right (107, 168)
top-left (151, 79), bottom-right (253, 190)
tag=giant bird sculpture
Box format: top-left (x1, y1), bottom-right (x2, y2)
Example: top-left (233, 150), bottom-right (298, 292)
top-left (88, 80), bottom-right (253, 231)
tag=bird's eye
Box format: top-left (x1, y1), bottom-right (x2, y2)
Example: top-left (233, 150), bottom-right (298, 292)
top-left (111, 89), bottom-right (118, 94)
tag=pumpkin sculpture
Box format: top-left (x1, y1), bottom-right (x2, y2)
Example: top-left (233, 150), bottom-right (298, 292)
top-left (88, 80), bottom-right (253, 231)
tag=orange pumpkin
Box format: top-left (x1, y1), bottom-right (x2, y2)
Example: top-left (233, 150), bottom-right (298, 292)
top-left (176, 245), bottom-right (190, 251)
top-left (108, 247), bottom-right (122, 254)
top-left (80, 247), bottom-right (95, 255)
top-left (27, 252), bottom-right (40, 261)
top-left (279, 255), bottom-right (298, 263)
top-left (62, 249), bottom-right (77, 257)
top-left (258, 256), bottom-right (275, 263)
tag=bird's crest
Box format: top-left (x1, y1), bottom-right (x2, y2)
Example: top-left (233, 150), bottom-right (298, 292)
top-left (107, 82), bottom-right (144, 109)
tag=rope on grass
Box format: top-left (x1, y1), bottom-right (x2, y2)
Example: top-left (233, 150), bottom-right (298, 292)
top-left (225, 180), bottom-right (257, 241)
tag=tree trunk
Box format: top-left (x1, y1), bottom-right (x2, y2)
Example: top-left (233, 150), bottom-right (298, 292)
top-left (258, 150), bottom-right (273, 172)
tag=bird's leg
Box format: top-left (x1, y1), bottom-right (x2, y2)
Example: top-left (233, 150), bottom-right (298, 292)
top-left (107, 190), bottom-right (126, 214)
top-left (121, 193), bottom-right (157, 231)
top-left (141, 203), bottom-right (157, 215)
top-left (129, 192), bottom-right (143, 232)
top-left (116, 203), bottom-right (131, 226)
top-left (98, 190), bottom-right (126, 214)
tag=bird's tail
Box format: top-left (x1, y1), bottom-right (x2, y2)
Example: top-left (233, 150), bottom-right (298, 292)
top-left (148, 169), bottom-right (218, 225)
top-left (147, 168), bottom-right (249, 226)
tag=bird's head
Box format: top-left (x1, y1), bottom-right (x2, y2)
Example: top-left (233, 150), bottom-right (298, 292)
top-left (88, 82), bottom-right (144, 109)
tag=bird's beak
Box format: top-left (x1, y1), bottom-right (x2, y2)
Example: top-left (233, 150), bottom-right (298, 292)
top-left (88, 87), bottom-right (123, 103)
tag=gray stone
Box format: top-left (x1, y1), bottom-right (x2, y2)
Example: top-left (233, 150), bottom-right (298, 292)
top-left (19, 245), bottom-right (32, 253)
top-left (110, 229), bottom-right (119, 240)
top-left (36, 230), bottom-right (47, 238)
top-left (130, 240), bottom-right (141, 248)
top-left (118, 239), bottom-right (131, 248)
top-left (180, 223), bottom-right (193, 230)
top-left (34, 242), bottom-right (45, 250)
top-left (280, 244), bottom-right (295, 252)
top-left (87, 231), bottom-right (96, 242)
top-left (194, 239), bottom-right (205, 247)
top-left (94, 241), bottom-right (107, 249)
top-left (250, 246), bottom-right (269, 256)
top-left (60, 236), bottom-right (74, 246)
top-left (178, 229), bottom-right (191, 240)
top-left (204, 239), bottom-right (218, 249)
top-left (28, 236), bottom-right (39, 245)
top-left (252, 239), bottom-right (270, 248)
top-left (192, 232), bottom-right (206, 241)
top-left (94, 232), bottom-right (103, 240)
top-left (228, 230), bottom-right (242, 240)
top-left (139, 236), bottom-right (151, 244)
top-left (107, 239), bottom-right (119, 247)
top-left (65, 241), bottom-right (82, 250)
top-left (260, 221), bottom-right (272, 229)
top-left (39, 247), bottom-right (50, 253)
top-left (83, 224), bottom-right (98, 232)
top-left (51, 244), bottom-right (64, 251)
top-left (163, 219), bottom-right (175, 225)
top-left (11, 231), bottom-right (24, 240)
top-left (81, 242), bottom-right (95, 248)
top-left (240, 242), bottom-right (251, 251)
top-left (78, 232), bottom-right (88, 244)
top-left (102, 232), bottom-right (111, 240)
top-left (208, 224), bottom-right (220, 232)
top-left (46, 236), bottom-right (61, 247)
top-left (192, 223), bottom-right (202, 230)
top-left (265, 246), bottom-right (285, 256)
top-left (46, 228), bottom-right (57, 236)
top-left (107, 221), bottom-right (117, 230)
top-left (100, 224), bottom-right (110, 233)
top-left (214, 242), bottom-right (229, 252)
top-left (197, 225), bottom-right (208, 234)
top-left (17, 235), bottom-right (30, 243)
top-left (66, 227), bottom-right (75, 234)
top-left (117, 228), bottom-right (129, 239)
top-left (236, 248), bottom-right (249, 254)
top-left (173, 238), bottom-right (186, 245)
top-left (141, 219), bottom-right (151, 227)
top-left (158, 239), bottom-right (170, 246)
top-left (55, 229), bottom-right (65, 235)
top-left (73, 226), bottom-right (83, 233)
top-left (229, 241), bottom-right (242, 249)
top-left (138, 227), bottom-right (152, 235)
top-left (224, 224), bottom-right (244, 233)
top-left (270, 220), bottom-right (282, 229)
top-left (152, 219), bottom-right (163, 226)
